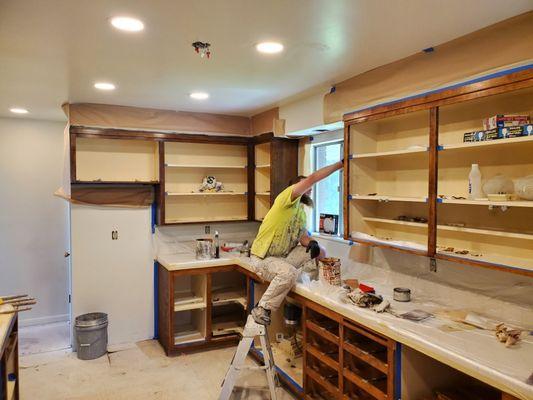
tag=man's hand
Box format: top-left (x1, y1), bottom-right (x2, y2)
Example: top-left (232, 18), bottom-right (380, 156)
top-left (306, 240), bottom-right (321, 259)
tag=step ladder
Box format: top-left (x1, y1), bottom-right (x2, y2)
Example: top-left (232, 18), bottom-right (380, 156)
top-left (218, 315), bottom-right (278, 400)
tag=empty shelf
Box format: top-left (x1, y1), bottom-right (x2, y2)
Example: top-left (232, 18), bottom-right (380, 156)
top-left (350, 147), bottom-right (427, 159)
top-left (255, 192), bottom-right (270, 196)
top-left (165, 163), bottom-right (247, 169)
top-left (350, 194), bottom-right (427, 203)
top-left (255, 164), bottom-right (271, 169)
top-left (165, 216), bottom-right (248, 224)
top-left (440, 198), bottom-right (533, 208)
top-left (212, 288), bottom-right (247, 308)
top-left (174, 329), bottom-right (204, 345)
top-left (363, 217), bottom-right (427, 228)
top-left (212, 320), bottom-right (244, 336)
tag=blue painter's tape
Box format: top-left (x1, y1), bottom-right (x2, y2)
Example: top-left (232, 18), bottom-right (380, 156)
top-left (348, 194), bottom-right (353, 200)
top-left (437, 197), bottom-right (443, 203)
top-left (348, 240), bottom-right (354, 246)
top-left (395, 343), bottom-right (402, 399)
top-left (153, 262), bottom-right (159, 339)
top-left (330, 86), bottom-right (336, 94)
top-left (348, 154), bottom-right (354, 160)
top-left (151, 202), bottom-right (157, 233)
top-left (423, 47), bottom-right (434, 53)
top-left (309, 136), bottom-right (314, 142)
top-left (437, 145), bottom-right (444, 151)
top-left (343, 63), bottom-right (533, 118)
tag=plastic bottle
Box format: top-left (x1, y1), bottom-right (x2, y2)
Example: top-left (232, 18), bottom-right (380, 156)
top-left (468, 164), bottom-right (484, 199)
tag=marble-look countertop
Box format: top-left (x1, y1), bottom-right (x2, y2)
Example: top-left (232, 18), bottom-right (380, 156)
top-left (156, 253), bottom-right (533, 400)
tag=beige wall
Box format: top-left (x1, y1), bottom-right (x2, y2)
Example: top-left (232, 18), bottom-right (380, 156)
top-left (0, 117), bottom-right (69, 325)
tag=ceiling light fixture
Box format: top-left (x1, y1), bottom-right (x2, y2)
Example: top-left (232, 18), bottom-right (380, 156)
top-left (94, 82), bottom-right (116, 91)
top-left (10, 108), bottom-right (29, 114)
top-left (190, 92), bottom-right (209, 100)
top-left (256, 41), bottom-right (284, 54)
top-left (110, 16), bottom-right (144, 32)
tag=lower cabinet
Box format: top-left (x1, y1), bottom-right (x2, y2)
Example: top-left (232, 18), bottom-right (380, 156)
top-left (304, 302), bottom-right (395, 400)
top-left (157, 264), bottom-right (251, 355)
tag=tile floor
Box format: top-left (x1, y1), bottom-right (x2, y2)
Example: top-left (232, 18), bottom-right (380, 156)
top-left (19, 323), bottom-right (297, 400)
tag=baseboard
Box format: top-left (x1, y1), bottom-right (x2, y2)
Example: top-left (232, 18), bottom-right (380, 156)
top-left (19, 314), bottom-right (69, 328)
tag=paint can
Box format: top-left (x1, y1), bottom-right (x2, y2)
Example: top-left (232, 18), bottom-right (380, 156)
top-left (393, 287), bottom-right (411, 302)
top-left (319, 257), bottom-right (342, 286)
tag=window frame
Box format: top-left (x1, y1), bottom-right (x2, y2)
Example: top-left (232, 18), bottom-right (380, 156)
top-left (311, 139), bottom-right (344, 236)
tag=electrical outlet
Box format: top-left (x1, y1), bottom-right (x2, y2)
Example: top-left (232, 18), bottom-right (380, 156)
top-left (275, 332), bottom-right (284, 342)
top-left (204, 225), bottom-right (211, 234)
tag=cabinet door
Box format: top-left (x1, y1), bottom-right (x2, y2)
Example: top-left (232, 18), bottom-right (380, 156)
top-left (71, 205), bottom-right (153, 346)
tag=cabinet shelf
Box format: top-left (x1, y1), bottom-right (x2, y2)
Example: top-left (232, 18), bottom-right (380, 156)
top-left (165, 163), bottom-right (247, 169)
top-left (165, 192), bottom-right (247, 196)
top-left (440, 198), bottom-right (533, 208)
top-left (165, 216), bottom-right (248, 224)
top-left (350, 194), bottom-right (427, 203)
top-left (174, 327), bottom-right (204, 345)
top-left (364, 217), bottom-right (533, 240)
top-left (436, 250), bottom-right (533, 272)
top-left (440, 135), bottom-right (533, 151)
top-left (350, 146), bottom-right (427, 159)
top-left (255, 164), bottom-right (271, 169)
top-left (174, 296), bottom-right (206, 312)
top-left (211, 287), bottom-right (247, 308)
top-left (255, 192), bottom-right (270, 196)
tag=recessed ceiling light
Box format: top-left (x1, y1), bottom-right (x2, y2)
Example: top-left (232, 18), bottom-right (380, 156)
top-left (190, 92), bottom-right (209, 100)
top-left (110, 16), bottom-right (144, 32)
top-left (256, 42), bottom-right (284, 54)
top-left (10, 108), bottom-right (29, 114)
top-left (94, 82), bottom-right (116, 91)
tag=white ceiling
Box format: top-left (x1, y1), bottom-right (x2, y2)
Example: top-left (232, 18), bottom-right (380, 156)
top-left (1, 0), bottom-right (532, 121)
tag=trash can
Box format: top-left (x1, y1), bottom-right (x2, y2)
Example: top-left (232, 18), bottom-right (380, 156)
top-left (75, 312), bottom-right (108, 360)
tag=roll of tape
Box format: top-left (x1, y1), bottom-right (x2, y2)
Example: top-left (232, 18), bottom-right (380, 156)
top-left (393, 287), bottom-right (411, 302)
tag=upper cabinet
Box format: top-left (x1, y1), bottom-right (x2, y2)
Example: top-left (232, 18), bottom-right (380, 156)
top-left (344, 68), bottom-right (533, 275)
top-left (162, 141), bottom-right (249, 224)
top-left (436, 86), bottom-right (533, 271)
top-left (73, 137), bottom-right (159, 183)
top-left (347, 110), bottom-right (430, 254)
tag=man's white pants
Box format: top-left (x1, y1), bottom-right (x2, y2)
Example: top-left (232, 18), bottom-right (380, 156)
top-left (252, 246), bottom-right (314, 311)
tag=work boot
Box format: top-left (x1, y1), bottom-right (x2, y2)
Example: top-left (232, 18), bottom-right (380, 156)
top-left (251, 306), bottom-right (271, 326)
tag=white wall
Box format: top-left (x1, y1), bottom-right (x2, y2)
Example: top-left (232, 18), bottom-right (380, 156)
top-left (0, 117), bottom-right (69, 325)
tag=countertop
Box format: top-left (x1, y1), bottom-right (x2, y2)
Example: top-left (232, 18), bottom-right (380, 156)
top-left (156, 253), bottom-right (533, 400)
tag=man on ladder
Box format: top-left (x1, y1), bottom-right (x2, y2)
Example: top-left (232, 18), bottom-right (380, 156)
top-left (219, 159), bottom-right (344, 400)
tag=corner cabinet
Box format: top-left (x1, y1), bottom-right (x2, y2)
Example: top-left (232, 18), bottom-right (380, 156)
top-left (253, 134), bottom-right (299, 221)
top-left (344, 68), bottom-right (533, 275)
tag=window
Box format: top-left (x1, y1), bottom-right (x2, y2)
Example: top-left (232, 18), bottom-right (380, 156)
top-left (312, 140), bottom-right (343, 235)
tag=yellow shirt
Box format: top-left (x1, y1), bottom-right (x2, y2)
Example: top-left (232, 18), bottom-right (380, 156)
top-left (251, 186), bottom-right (307, 258)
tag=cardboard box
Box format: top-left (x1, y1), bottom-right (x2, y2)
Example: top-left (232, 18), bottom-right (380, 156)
top-left (483, 114), bottom-right (530, 130)
top-left (463, 129), bottom-right (500, 142)
top-left (523, 124), bottom-right (533, 136)
top-left (499, 125), bottom-right (525, 138)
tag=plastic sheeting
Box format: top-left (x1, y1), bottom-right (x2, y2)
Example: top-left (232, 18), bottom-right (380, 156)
top-left (294, 266), bottom-right (533, 400)
top-left (323, 11), bottom-right (533, 123)
top-left (66, 103), bottom-right (251, 136)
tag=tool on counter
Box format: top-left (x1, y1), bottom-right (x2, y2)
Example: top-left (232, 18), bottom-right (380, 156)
top-left (214, 230), bottom-right (220, 258)
top-left (219, 315), bottom-right (278, 400)
top-left (0, 294), bottom-right (37, 314)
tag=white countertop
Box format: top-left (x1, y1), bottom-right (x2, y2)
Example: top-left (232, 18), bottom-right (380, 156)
top-left (157, 253), bottom-right (533, 400)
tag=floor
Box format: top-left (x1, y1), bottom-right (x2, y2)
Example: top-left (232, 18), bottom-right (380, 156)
top-left (19, 321), bottom-right (71, 355)
top-left (19, 323), bottom-right (297, 400)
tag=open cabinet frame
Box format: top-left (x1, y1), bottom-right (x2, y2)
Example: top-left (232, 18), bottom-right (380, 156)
top-left (343, 67), bottom-right (533, 276)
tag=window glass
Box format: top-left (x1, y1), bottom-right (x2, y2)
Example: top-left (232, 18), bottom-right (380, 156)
top-left (313, 142), bottom-right (343, 234)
